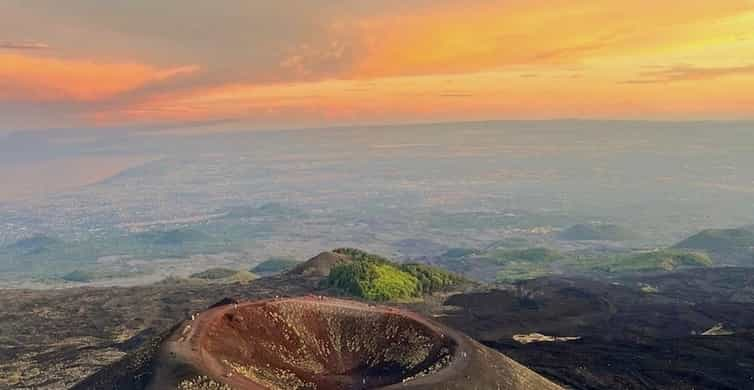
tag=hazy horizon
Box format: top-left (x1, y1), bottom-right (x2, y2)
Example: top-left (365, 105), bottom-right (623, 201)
top-left (3, 0), bottom-right (754, 131)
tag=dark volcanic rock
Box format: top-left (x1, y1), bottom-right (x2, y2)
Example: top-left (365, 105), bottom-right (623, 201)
top-left (208, 297), bottom-right (240, 309)
top-left (439, 272), bottom-right (754, 389)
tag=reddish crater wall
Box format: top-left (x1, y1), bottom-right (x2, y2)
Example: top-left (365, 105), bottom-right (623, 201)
top-left (200, 299), bottom-right (456, 389)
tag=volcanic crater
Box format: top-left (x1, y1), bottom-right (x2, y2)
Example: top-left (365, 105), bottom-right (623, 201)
top-left (77, 296), bottom-right (562, 390)
top-left (200, 298), bottom-right (455, 389)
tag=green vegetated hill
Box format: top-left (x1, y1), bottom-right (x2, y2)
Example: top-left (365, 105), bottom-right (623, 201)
top-left (675, 228), bottom-right (754, 252)
top-left (625, 250), bottom-right (712, 271)
top-left (433, 246), bottom-right (567, 282)
top-left (252, 257), bottom-right (301, 274)
top-left (486, 248), bottom-right (564, 283)
top-left (487, 247), bottom-right (563, 264)
top-left (432, 244), bottom-right (714, 283)
top-left (559, 223), bottom-right (639, 241)
top-left (673, 227), bottom-right (754, 265)
top-left (323, 248), bottom-right (465, 301)
top-left (568, 250), bottom-right (713, 274)
top-left (675, 228), bottom-right (754, 251)
top-left (500, 249), bottom-right (712, 282)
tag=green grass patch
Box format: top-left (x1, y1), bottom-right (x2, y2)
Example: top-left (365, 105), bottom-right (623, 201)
top-left (565, 250), bottom-right (712, 273)
top-left (325, 249), bottom-right (464, 301)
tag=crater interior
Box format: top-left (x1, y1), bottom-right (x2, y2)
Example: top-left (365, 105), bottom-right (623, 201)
top-left (201, 299), bottom-right (457, 389)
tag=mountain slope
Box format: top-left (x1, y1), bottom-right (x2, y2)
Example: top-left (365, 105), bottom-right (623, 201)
top-left (674, 228), bottom-right (754, 264)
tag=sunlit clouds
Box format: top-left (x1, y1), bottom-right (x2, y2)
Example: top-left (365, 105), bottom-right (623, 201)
top-left (1, 0), bottom-right (753, 130)
top-left (0, 53), bottom-right (198, 102)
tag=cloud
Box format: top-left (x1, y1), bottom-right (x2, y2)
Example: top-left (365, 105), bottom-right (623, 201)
top-left (0, 53), bottom-right (199, 102)
top-left (2, 0), bottom-right (754, 129)
top-left (0, 41), bottom-right (50, 50)
top-left (626, 64), bottom-right (754, 83)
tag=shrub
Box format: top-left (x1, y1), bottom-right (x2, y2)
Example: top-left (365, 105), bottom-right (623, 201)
top-left (333, 248), bottom-right (391, 263)
top-left (325, 249), bottom-right (464, 301)
top-left (400, 263), bottom-right (465, 293)
top-left (327, 261), bottom-right (419, 301)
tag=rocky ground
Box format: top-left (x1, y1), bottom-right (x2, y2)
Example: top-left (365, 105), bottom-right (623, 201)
top-left (2, 267), bottom-right (754, 389)
top-left (433, 269), bottom-right (754, 390)
top-left (0, 276), bottom-right (315, 390)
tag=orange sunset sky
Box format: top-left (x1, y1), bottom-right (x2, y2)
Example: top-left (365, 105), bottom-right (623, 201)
top-left (1, 0), bottom-right (754, 131)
